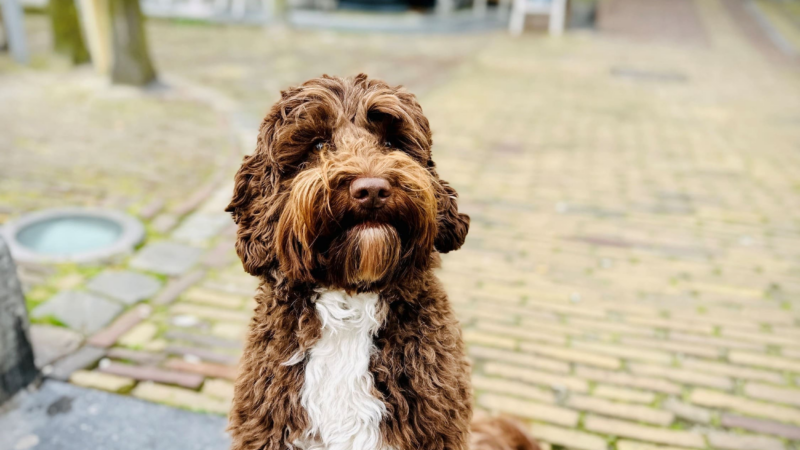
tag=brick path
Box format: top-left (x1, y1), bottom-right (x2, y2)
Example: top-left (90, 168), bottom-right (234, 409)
top-left (0, 68), bottom-right (231, 223)
top-left (5, 2), bottom-right (800, 449)
top-left (597, 0), bottom-right (709, 46)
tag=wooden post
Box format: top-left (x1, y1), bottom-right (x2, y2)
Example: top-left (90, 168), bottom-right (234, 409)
top-left (78, 0), bottom-right (113, 74)
top-left (108, 0), bottom-right (156, 86)
top-left (0, 0), bottom-right (29, 63)
top-left (50, 0), bottom-right (91, 64)
top-left (0, 237), bottom-right (38, 404)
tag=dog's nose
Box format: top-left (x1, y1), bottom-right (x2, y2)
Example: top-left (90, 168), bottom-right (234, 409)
top-left (350, 177), bottom-right (392, 209)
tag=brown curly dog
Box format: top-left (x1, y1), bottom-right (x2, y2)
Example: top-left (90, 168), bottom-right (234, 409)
top-left (226, 73), bottom-right (539, 450)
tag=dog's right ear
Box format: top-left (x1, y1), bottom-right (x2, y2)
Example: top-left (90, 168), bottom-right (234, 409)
top-left (226, 117), bottom-right (279, 276)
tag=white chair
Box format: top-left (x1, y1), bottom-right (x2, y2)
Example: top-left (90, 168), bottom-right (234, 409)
top-left (509, 0), bottom-right (566, 36)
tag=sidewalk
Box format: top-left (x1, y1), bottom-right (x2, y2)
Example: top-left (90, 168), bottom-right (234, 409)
top-left (2, 1), bottom-right (800, 449)
top-left (0, 380), bottom-right (229, 450)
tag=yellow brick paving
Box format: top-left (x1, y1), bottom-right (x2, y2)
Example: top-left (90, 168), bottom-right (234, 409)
top-left (14, 1), bottom-right (800, 449)
top-left (423, 2), bottom-right (800, 447)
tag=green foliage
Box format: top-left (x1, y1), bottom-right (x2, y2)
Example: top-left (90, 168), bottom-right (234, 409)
top-left (25, 285), bottom-right (56, 311)
top-left (32, 314), bottom-right (68, 328)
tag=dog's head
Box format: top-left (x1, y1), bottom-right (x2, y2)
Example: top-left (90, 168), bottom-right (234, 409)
top-left (227, 74), bottom-right (469, 291)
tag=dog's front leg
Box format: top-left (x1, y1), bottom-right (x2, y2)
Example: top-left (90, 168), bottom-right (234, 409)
top-left (372, 288), bottom-right (473, 450)
top-left (228, 292), bottom-right (318, 450)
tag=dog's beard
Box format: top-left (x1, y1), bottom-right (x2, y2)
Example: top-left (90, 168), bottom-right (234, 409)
top-left (326, 223), bottom-right (400, 285)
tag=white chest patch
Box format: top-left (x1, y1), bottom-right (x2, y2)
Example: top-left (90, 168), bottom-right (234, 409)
top-left (294, 289), bottom-right (388, 450)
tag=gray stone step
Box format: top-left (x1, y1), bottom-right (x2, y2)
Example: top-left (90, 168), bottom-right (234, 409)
top-left (0, 380), bottom-right (230, 450)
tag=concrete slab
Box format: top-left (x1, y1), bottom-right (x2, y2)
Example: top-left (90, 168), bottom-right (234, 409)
top-left (0, 380), bottom-right (230, 450)
top-left (171, 213), bottom-right (232, 245)
top-left (87, 270), bottom-right (163, 305)
top-left (31, 292), bottom-right (123, 335)
top-left (130, 242), bottom-right (203, 276)
top-left (29, 325), bottom-right (83, 368)
top-left (48, 346), bottom-right (107, 381)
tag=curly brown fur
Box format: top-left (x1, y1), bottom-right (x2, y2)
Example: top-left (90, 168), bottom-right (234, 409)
top-left (373, 271), bottom-right (472, 450)
top-left (227, 74), bottom-right (536, 450)
top-left (228, 282), bottom-right (319, 450)
top-left (471, 417), bottom-right (541, 450)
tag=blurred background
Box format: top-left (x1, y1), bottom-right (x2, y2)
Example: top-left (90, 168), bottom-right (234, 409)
top-left (1, 0), bottom-right (800, 449)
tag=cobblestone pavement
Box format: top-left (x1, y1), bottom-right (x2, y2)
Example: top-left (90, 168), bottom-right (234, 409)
top-left (0, 47), bottom-right (232, 222)
top-left (4, 1), bottom-right (800, 449)
top-left (146, 20), bottom-right (490, 119)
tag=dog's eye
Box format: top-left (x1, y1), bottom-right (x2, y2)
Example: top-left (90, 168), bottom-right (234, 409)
top-left (384, 141), bottom-right (392, 148)
top-left (315, 141), bottom-right (326, 151)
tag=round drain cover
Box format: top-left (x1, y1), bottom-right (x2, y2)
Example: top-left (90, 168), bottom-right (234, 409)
top-left (2, 208), bottom-right (145, 264)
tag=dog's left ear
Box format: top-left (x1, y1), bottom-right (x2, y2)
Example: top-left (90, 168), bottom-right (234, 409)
top-left (433, 170), bottom-right (470, 253)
